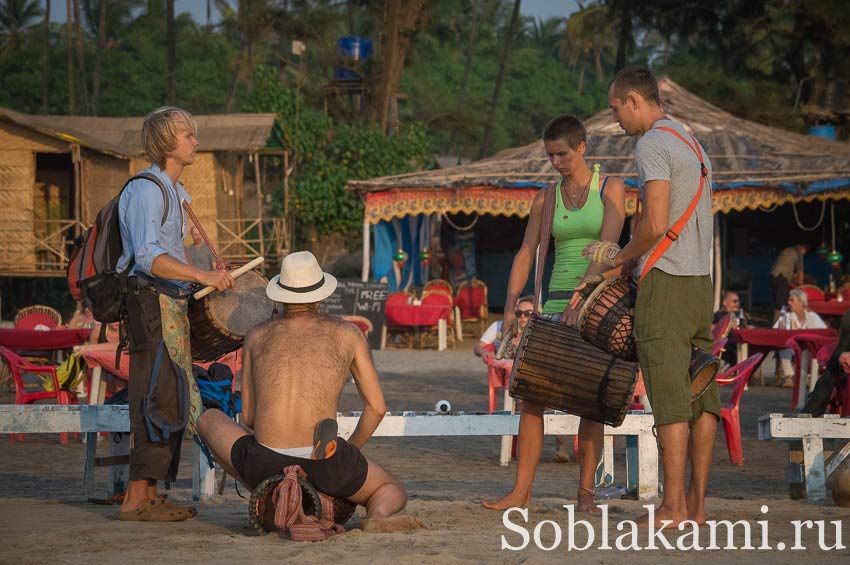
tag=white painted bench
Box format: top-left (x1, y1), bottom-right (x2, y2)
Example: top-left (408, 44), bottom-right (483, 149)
top-left (757, 413), bottom-right (850, 501)
top-left (0, 405), bottom-right (660, 501)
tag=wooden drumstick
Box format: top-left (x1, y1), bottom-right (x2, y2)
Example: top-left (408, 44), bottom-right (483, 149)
top-left (193, 256), bottom-right (265, 300)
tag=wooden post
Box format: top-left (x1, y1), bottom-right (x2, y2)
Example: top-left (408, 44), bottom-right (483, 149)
top-left (254, 152), bottom-right (265, 261)
top-left (361, 218), bottom-right (370, 282)
top-left (713, 214), bottom-right (722, 312)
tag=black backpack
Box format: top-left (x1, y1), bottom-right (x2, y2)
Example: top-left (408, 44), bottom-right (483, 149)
top-left (73, 173), bottom-right (171, 323)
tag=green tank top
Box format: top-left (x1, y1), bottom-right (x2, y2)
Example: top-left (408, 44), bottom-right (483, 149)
top-left (541, 165), bottom-right (605, 314)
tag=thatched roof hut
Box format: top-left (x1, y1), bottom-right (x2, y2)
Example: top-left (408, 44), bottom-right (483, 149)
top-left (0, 107), bottom-right (281, 277)
top-left (348, 78), bottom-right (850, 223)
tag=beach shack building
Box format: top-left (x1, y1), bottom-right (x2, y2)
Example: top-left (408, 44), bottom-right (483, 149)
top-left (0, 108), bottom-right (287, 281)
top-left (348, 78), bottom-right (850, 310)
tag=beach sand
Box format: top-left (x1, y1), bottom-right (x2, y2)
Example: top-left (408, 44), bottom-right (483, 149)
top-left (2, 344), bottom-right (848, 562)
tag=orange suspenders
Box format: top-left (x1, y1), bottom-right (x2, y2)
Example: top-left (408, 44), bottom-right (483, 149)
top-left (638, 126), bottom-right (711, 284)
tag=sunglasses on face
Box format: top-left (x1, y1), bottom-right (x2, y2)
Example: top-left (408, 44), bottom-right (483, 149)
top-left (515, 309), bottom-right (534, 318)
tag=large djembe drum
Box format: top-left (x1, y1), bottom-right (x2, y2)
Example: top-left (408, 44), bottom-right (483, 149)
top-left (188, 270), bottom-right (274, 362)
top-left (510, 315), bottom-right (639, 426)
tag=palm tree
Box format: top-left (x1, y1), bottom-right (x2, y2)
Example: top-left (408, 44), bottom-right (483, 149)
top-left (527, 16), bottom-right (563, 58)
top-left (560, 2), bottom-right (615, 93)
top-left (0, 0), bottom-right (43, 52)
top-left (40, 0), bottom-right (50, 112)
top-left (478, 0), bottom-right (521, 158)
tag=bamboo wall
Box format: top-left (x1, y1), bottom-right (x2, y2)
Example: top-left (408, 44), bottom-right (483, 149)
top-left (81, 149), bottom-right (130, 225)
top-left (0, 122), bottom-right (67, 272)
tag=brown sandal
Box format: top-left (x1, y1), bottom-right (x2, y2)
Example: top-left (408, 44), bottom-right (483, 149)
top-left (118, 497), bottom-right (193, 522)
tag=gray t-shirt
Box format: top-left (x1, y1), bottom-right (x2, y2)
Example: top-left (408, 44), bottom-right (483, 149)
top-left (635, 119), bottom-right (713, 277)
top-left (185, 243), bottom-right (216, 270)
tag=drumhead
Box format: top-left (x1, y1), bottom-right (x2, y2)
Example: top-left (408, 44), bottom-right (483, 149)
top-left (689, 348), bottom-right (719, 401)
top-left (206, 270), bottom-right (274, 338)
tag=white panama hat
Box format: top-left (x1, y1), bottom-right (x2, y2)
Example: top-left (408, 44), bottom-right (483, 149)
top-left (266, 251), bottom-right (337, 304)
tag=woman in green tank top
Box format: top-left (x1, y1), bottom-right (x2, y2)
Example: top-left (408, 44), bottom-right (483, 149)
top-left (483, 115), bottom-right (626, 513)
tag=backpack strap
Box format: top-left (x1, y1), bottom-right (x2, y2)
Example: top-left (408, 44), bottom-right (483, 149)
top-left (638, 127), bottom-right (711, 284)
top-left (533, 182), bottom-right (557, 311)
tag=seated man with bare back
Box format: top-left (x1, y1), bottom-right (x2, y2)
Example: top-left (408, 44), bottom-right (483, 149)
top-left (197, 251), bottom-right (416, 531)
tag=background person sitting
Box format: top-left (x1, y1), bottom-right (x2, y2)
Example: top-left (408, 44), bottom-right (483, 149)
top-left (772, 289), bottom-right (827, 387)
top-left (803, 310), bottom-right (850, 416)
top-left (768, 243), bottom-right (807, 317)
top-left (473, 296), bottom-right (534, 359)
top-left (712, 291), bottom-right (750, 367)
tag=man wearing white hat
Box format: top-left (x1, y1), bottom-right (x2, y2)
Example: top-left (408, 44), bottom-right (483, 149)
top-left (197, 251), bottom-right (412, 529)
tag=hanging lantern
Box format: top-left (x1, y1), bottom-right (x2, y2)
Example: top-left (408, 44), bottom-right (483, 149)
top-left (817, 243), bottom-right (830, 259)
top-left (419, 247), bottom-right (431, 265)
top-left (827, 250), bottom-right (844, 265)
top-left (393, 249), bottom-right (408, 268)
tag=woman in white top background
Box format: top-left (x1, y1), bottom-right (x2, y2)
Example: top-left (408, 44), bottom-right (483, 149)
top-left (772, 288), bottom-right (827, 386)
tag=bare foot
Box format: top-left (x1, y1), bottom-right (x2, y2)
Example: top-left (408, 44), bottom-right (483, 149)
top-left (635, 504), bottom-right (688, 528)
top-left (576, 489), bottom-right (600, 514)
top-left (686, 493), bottom-right (707, 525)
top-left (361, 515), bottom-right (425, 533)
top-left (482, 491), bottom-right (530, 511)
top-left (553, 450), bottom-right (571, 463)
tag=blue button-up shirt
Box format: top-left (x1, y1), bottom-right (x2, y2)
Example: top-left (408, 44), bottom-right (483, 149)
top-left (117, 164), bottom-right (192, 288)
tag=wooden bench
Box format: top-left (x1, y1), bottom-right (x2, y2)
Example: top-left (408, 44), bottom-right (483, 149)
top-left (757, 413), bottom-right (850, 501)
top-left (0, 405), bottom-right (661, 501)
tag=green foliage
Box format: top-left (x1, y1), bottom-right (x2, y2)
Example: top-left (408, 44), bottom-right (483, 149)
top-left (245, 66), bottom-right (432, 243)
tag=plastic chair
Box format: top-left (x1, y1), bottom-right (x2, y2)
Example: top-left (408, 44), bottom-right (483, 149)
top-left (816, 342), bottom-right (849, 417)
top-left (454, 279), bottom-right (489, 339)
top-left (482, 347), bottom-right (511, 414)
top-left (715, 353), bottom-right (764, 466)
top-left (711, 314), bottom-right (732, 342)
top-left (14, 305), bottom-right (63, 330)
top-left (795, 284), bottom-right (825, 302)
top-left (382, 291), bottom-right (415, 348)
top-left (0, 346), bottom-right (77, 444)
top-left (784, 334), bottom-right (839, 408)
top-left (711, 337), bottom-right (728, 357)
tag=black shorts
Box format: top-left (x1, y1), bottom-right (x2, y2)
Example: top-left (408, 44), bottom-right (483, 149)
top-left (231, 435), bottom-right (369, 499)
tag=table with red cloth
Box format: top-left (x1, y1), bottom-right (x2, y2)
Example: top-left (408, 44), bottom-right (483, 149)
top-left (730, 327), bottom-right (837, 360)
top-left (384, 303), bottom-right (452, 350)
top-left (808, 300), bottom-right (850, 318)
top-left (0, 328), bottom-right (92, 351)
top-left (76, 343), bottom-right (243, 404)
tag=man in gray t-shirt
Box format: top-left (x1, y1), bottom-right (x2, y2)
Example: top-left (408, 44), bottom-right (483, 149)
top-left (634, 119), bottom-right (713, 277)
top-left (184, 226), bottom-right (216, 270)
top-left (581, 67), bottom-right (719, 529)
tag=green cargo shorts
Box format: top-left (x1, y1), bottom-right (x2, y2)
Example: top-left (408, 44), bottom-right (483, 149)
top-left (634, 268), bottom-right (721, 426)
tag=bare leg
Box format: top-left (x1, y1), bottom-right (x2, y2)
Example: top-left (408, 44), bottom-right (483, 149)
top-left (482, 402), bottom-right (544, 510)
top-left (577, 418), bottom-right (603, 513)
top-left (121, 479), bottom-right (155, 512)
top-left (686, 412), bottom-right (717, 524)
top-left (196, 409), bottom-right (250, 482)
top-left (347, 458), bottom-right (422, 532)
top-left (639, 421), bottom-right (689, 527)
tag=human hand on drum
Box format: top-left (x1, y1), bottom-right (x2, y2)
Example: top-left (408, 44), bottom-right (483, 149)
top-left (198, 268), bottom-right (235, 292)
top-left (569, 273), bottom-right (606, 310)
top-left (560, 304), bottom-right (580, 327)
top-left (581, 241), bottom-right (622, 268)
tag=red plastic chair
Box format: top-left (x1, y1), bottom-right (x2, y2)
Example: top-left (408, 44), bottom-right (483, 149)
top-left (0, 346), bottom-right (77, 444)
top-left (711, 337), bottom-right (728, 357)
top-left (795, 284), bottom-right (825, 302)
top-left (784, 334), bottom-right (839, 408)
top-left (711, 314), bottom-right (732, 342)
top-left (815, 342), bottom-right (850, 417)
top-left (715, 353), bottom-right (764, 466)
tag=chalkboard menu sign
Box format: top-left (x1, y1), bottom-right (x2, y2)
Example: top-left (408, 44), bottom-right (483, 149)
top-left (318, 280), bottom-right (388, 349)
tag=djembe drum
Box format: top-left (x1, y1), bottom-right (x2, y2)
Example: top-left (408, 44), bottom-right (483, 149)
top-left (188, 270), bottom-right (274, 362)
top-left (576, 277), bottom-right (637, 362)
top-left (510, 315), bottom-right (639, 426)
top-left (249, 473), bottom-right (357, 534)
top-left (576, 276), bottom-right (719, 401)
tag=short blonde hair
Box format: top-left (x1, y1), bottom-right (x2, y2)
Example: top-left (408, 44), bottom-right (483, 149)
top-left (142, 106), bottom-right (198, 166)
